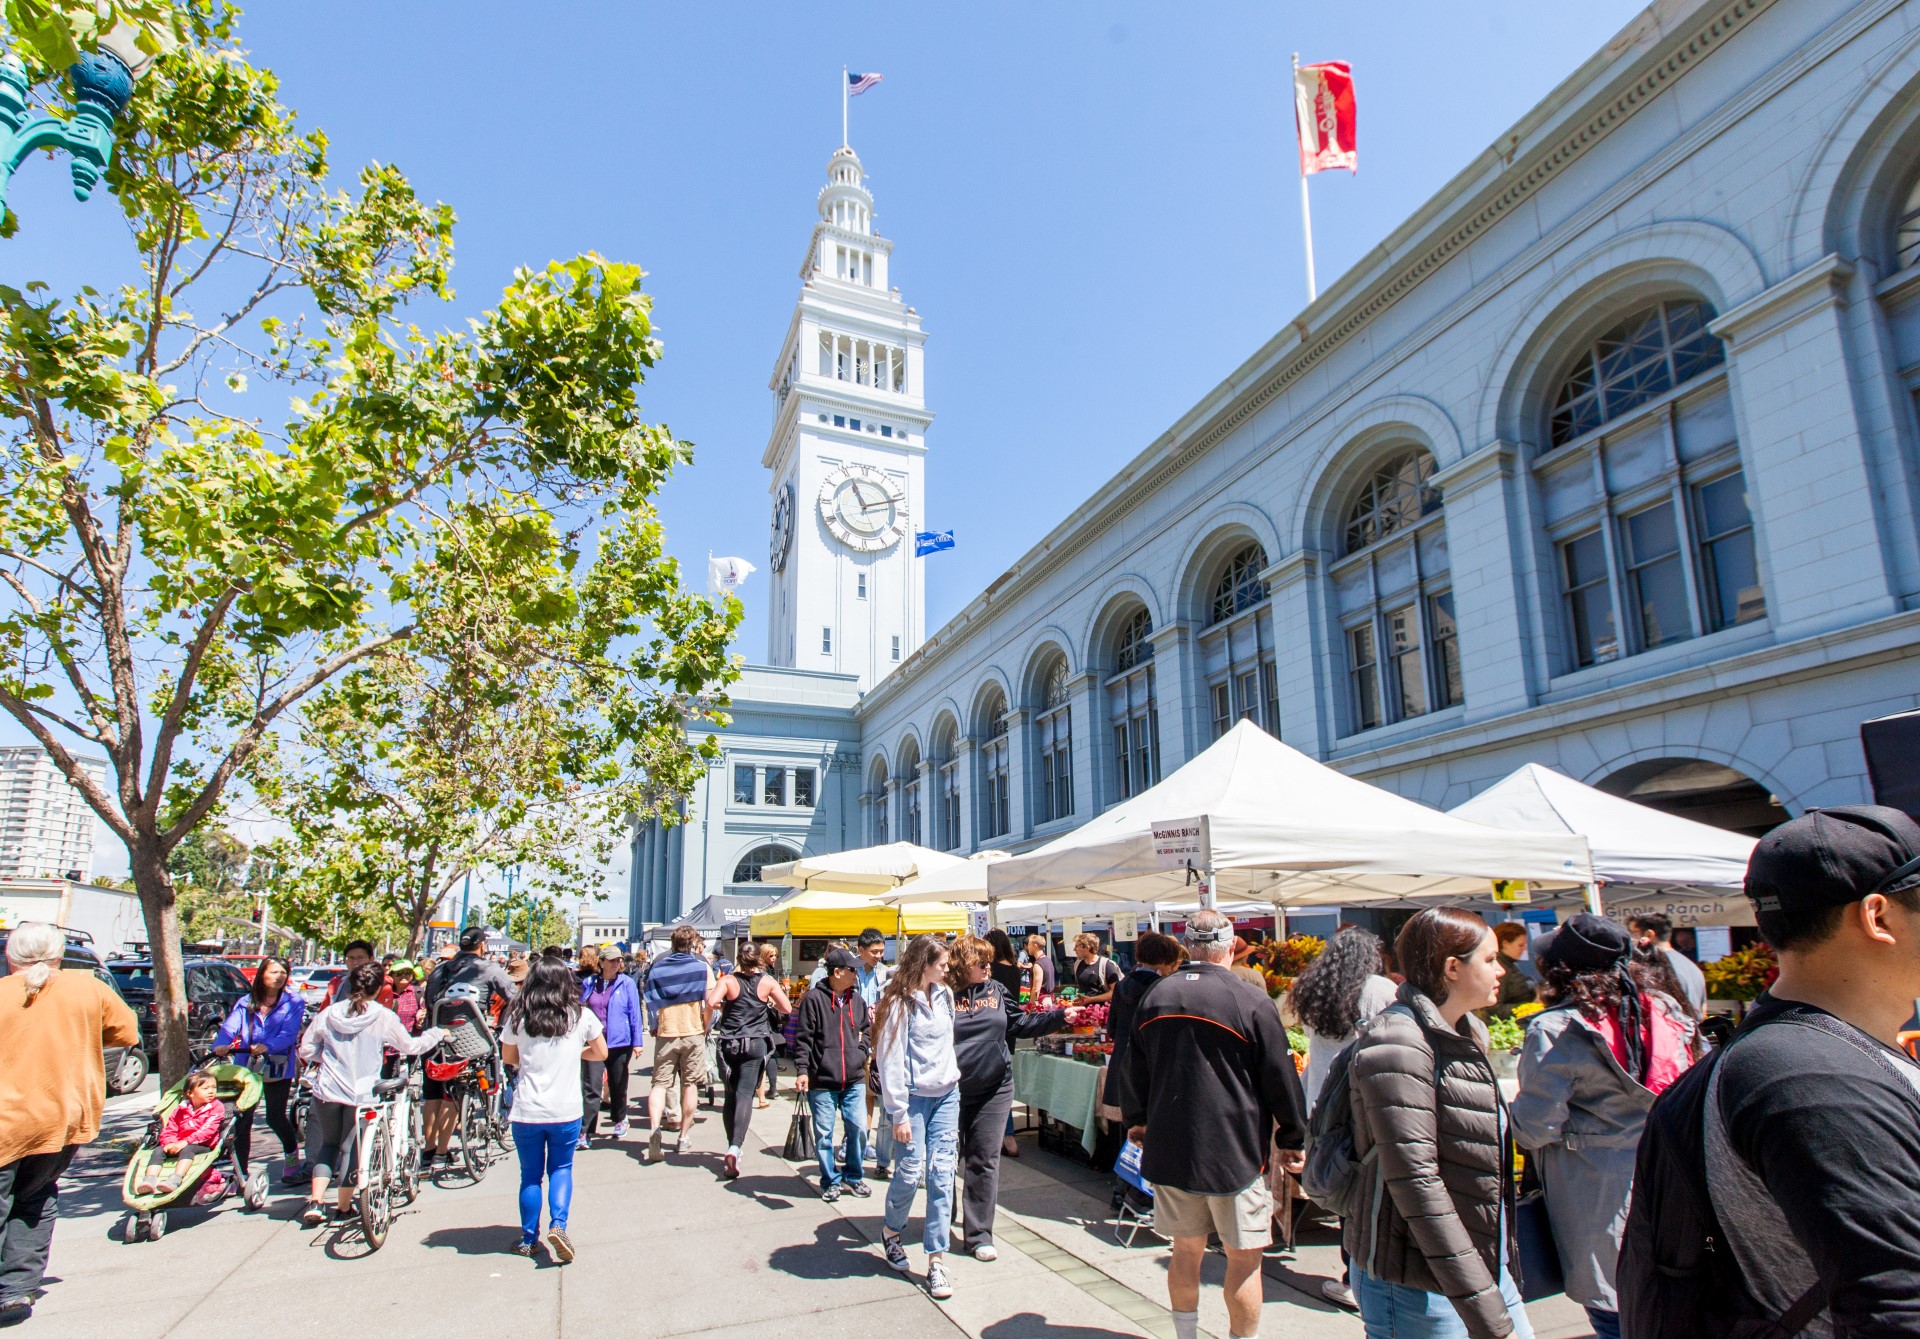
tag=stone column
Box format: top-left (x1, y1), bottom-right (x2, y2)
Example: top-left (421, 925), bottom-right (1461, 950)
top-left (916, 760), bottom-right (936, 848)
top-left (1428, 442), bottom-right (1535, 721)
top-left (951, 737), bottom-right (977, 853)
top-left (882, 778), bottom-right (901, 845)
top-left (1710, 255), bottom-right (1900, 638)
top-left (1263, 551), bottom-right (1331, 759)
top-left (1146, 621), bottom-right (1199, 775)
top-left (1065, 671), bottom-right (1101, 819)
top-left (1002, 707), bottom-right (1032, 842)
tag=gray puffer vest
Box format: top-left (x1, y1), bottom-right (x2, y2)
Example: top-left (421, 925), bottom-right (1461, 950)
top-left (1343, 982), bottom-right (1520, 1339)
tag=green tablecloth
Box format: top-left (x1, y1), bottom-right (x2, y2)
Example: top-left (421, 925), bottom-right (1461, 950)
top-left (1012, 1050), bottom-right (1104, 1156)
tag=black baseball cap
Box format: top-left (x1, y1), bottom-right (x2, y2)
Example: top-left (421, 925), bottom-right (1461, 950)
top-left (458, 926), bottom-right (488, 951)
top-left (1745, 805), bottom-right (1920, 917)
top-left (822, 946), bottom-right (860, 974)
top-left (1534, 913), bottom-right (1632, 974)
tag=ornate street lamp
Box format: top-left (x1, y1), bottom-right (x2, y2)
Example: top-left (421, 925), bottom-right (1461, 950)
top-left (0, 26), bottom-right (153, 212)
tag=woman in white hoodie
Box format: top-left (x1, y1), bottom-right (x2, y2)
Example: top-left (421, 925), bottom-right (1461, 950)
top-left (296, 961), bottom-right (444, 1227)
top-left (874, 935), bottom-right (960, 1301)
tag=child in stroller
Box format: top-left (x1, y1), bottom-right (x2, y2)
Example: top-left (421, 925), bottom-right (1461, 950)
top-left (136, 1069), bottom-right (224, 1198)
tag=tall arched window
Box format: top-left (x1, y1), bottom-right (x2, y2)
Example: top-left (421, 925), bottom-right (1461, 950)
top-left (1034, 658), bottom-right (1073, 824)
top-left (869, 758), bottom-right (890, 845)
top-left (1199, 542), bottom-right (1279, 741)
top-left (1536, 294), bottom-right (1762, 672)
top-left (977, 687), bottom-right (1011, 840)
top-left (1331, 448), bottom-right (1458, 734)
top-left (931, 719), bottom-right (960, 852)
top-left (1897, 173), bottom-right (1920, 270)
top-left (732, 843), bottom-right (795, 884)
top-left (897, 738), bottom-right (922, 846)
top-left (1106, 607), bottom-right (1160, 800)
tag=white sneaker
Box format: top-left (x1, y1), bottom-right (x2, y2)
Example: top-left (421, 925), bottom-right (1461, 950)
top-left (971, 1243), bottom-right (998, 1262)
top-left (925, 1258), bottom-right (953, 1300)
top-left (609, 1119), bottom-right (629, 1139)
top-left (1321, 1278), bottom-right (1357, 1310)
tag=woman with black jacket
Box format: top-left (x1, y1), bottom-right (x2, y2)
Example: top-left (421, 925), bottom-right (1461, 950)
top-left (949, 934), bottom-right (1077, 1260)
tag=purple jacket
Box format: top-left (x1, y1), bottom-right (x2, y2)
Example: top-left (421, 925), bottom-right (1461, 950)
top-left (581, 972), bottom-right (644, 1050)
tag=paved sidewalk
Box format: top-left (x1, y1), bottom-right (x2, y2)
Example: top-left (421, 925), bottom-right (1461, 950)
top-left (23, 1086), bottom-right (1596, 1339)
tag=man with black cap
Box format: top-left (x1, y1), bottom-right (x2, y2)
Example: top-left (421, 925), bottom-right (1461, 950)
top-left (1123, 909), bottom-right (1308, 1339)
top-left (1621, 805), bottom-right (1920, 1336)
top-left (793, 946), bottom-right (871, 1200)
top-left (420, 926), bottom-right (516, 1170)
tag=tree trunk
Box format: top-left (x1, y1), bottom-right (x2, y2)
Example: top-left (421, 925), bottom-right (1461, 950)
top-left (129, 841), bottom-right (193, 1089)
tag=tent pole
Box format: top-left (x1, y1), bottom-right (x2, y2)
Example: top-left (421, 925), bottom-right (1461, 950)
top-left (1201, 866), bottom-right (1217, 911)
top-left (1583, 882), bottom-right (1602, 915)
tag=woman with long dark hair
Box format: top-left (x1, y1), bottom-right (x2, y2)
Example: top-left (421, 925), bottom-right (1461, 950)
top-left (213, 954), bottom-right (306, 1182)
top-left (1510, 914), bottom-right (1696, 1339)
top-left (1345, 908), bottom-right (1533, 1338)
top-left (500, 955), bottom-right (606, 1262)
top-left (875, 935), bottom-right (961, 1299)
top-left (984, 928), bottom-right (1023, 996)
top-left (1289, 928), bottom-right (1399, 1114)
top-left (712, 938), bottom-right (794, 1180)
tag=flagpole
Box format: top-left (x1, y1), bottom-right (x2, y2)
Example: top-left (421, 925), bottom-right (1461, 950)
top-left (842, 65), bottom-right (849, 147)
top-left (1293, 52), bottom-right (1318, 304)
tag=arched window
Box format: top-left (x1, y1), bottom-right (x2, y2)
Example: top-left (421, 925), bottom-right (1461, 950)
top-left (1537, 295), bottom-right (1762, 672)
top-left (1344, 452), bottom-right (1439, 555)
top-left (869, 759), bottom-right (890, 845)
top-left (732, 843), bottom-right (794, 884)
top-left (1209, 543), bottom-right (1269, 624)
top-left (1035, 658), bottom-right (1073, 824)
top-left (931, 719), bottom-right (961, 852)
top-left (1896, 173), bottom-right (1920, 270)
top-left (897, 739), bottom-right (922, 846)
top-left (1329, 448), bottom-right (1458, 734)
top-left (1547, 299), bottom-right (1725, 448)
top-left (1200, 544), bottom-right (1279, 742)
top-left (977, 688), bottom-right (1011, 840)
top-left (1105, 607), bottom-right (1160, 800)
top-left (1115, 608), bottom-right (1154, 672)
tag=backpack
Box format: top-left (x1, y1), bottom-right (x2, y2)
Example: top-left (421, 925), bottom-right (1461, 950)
top-left (1617, 1019), bottom-right (1825, 1339)
top-left (1300, 1035), bottom-right (1375, 1217)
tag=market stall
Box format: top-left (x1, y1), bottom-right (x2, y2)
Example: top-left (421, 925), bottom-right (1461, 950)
top-left (988, 721), bottom-right (1594, 910)
top-left (1447, 762), bottom-right (1758, 926)
top-left (759, 841), bottom-right (965, 892)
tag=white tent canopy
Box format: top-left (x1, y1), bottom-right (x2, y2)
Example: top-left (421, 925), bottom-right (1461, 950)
top-left (759, 842), bottom-right (966, 892)
top-left (882, 850), bottom-right (1011, 905)
top-left (1448, 763), bottom-right (1758, 926)
top-left (987, 721), bottom-right (1593, 906)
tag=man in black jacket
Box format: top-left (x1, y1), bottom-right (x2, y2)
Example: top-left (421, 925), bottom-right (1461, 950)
top-left (793, 948), bottom-right (872, 1202)
top-left (1124, 909), bottom-right (1307, 1339)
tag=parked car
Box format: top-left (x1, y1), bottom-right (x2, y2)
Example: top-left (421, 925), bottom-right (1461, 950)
top-left (223, 953), bottom-right (273, 982)
top-left (108, 956), bottom-right (251, 1065)
top-left (290, 964), bottom-right (346, 1009)
top-left (0, 927), bottom-right (146, 1094)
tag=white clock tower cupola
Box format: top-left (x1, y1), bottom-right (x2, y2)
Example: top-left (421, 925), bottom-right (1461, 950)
top-left (763, 146), bottom-right (931, 690)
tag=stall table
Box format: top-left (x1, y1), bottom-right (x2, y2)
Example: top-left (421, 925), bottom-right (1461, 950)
top-left (1012, 1049), bottom-right (1106, 1158)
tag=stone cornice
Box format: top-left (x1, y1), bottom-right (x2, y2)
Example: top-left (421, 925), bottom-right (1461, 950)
top-left (1431, 439), bottom-right (1520, 496)
top-left (1261, 550), bottom-right (1323, 593)
top-left (1146, 620), bottom-right (1194, 652)
top-left (1708, 252), bottom-right (1854, 348)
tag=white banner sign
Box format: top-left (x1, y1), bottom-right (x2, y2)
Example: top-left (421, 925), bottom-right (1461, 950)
top-left (1151, 816), bottom-right (1211, 870)
top-left (1062, 916), bottom-right (1084, 944)
top-left (969, 909), bottom-right (990, 938)
top-left (1113, 912), bottom-right (1139, 943)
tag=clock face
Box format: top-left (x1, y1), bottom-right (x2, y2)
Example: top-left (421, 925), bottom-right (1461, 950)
top-left (818, 463), bottom-right (908, 553)
top-left (769, 482), bottom-right (795, 572)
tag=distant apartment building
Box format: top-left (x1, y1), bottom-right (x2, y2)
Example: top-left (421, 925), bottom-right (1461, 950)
top-left (0, 747), bottom-right (106, 880)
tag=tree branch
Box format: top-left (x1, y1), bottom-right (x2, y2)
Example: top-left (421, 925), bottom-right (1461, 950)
top-left (0, 687), bottom-right (133, 842)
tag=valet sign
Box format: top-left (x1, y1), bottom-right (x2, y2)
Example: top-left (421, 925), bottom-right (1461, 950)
top-left (1151, 816), bottom-right (1211, 870)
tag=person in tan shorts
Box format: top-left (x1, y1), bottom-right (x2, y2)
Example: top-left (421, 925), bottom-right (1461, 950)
top-left (643, 926), bottom-right (717, 1162)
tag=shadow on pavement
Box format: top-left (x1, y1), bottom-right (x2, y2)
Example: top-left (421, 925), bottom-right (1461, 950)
top-left (721, 1175), bottom-right (798, 1210)
top-left (766, 1219), bottom-right (898, 1281)
top-left (982, 1316), bottom-right (1141, 1339)
top-left (422, 1223), bottom-right (544, 1262)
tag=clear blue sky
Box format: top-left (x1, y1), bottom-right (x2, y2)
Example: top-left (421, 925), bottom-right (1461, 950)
top-left (6, 1), bottom-right (1649, 883)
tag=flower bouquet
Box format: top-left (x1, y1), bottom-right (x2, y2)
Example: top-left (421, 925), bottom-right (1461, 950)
top-left (1703, 942), bottom-right (1778, 1002)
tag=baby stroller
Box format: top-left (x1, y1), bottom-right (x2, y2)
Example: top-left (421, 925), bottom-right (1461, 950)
top-left (121, 1063), bottom-right (270, 1241)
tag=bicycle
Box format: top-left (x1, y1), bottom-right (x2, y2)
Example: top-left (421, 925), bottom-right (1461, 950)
top-left (425, 1054), bottom-right (501, 1179)
top-left (350, 1058), bottom-right (425, 1250)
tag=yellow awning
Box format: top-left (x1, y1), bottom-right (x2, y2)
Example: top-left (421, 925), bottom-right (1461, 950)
top-left (748, 889), bottom-right (971, 938)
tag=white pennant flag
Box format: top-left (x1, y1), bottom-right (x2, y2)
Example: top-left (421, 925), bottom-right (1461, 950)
top-left (708, 554), bottom-right (756, 595)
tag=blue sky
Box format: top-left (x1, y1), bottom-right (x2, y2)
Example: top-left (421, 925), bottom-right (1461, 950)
top-left (6, 1), bottom-right (1649, 888)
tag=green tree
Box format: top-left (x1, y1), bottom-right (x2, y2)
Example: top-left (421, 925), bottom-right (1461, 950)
top-left (3, 0), bottom-right (175, 72)
top-left (0, 7), bottom-right (737, 1083)
top-left (490, 893), bottom-right (573, 954)
top-left (166, 823), bottom-right (250, 941)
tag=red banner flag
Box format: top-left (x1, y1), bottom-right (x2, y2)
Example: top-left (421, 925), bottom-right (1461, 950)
top-left (1294, 60), bottom-right (1357, 176)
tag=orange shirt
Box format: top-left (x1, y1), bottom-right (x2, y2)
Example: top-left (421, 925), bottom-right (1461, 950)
top-left (0, 970), bottom-right (140, 1165)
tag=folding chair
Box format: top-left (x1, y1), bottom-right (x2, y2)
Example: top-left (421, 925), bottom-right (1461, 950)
top-left (1110, 1136), bottom-right (1157, 1247)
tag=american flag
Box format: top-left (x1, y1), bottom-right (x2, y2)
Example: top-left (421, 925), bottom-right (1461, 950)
top-left (848, 71), bottom-right (884, 96)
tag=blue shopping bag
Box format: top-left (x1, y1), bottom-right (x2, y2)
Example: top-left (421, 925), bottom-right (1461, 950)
top-left (1114, 1135), bottom-right (1152, 1197)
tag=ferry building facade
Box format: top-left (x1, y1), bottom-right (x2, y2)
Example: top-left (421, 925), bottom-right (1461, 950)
top-left (631, 0), bottom-right (1920, 926)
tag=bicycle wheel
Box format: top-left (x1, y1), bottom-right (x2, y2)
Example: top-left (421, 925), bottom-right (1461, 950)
top-left (359, 1118), bottom-right (392, 1250)
top-left (490, 1085), bottom-right (513, 1152)
top-left (460, 1090), bottom-right (491, 1179)
top-left (399, 1099), bottom-right (424, 1204)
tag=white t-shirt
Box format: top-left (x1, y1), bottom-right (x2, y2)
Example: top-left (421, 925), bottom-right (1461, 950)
top-left (501, 1008), bottom-right (604, 1125)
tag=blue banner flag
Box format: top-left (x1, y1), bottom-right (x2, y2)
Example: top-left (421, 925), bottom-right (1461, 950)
top-left (914, 529), bottom-right (955, 557)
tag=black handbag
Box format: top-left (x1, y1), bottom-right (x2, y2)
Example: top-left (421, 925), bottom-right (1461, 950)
top-left (1515, 1152), bottom-right (1566, 1302)
top-left (782, 1101), bottom-right (816, 1162)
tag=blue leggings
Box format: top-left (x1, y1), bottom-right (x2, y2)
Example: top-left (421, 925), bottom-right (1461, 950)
top-left (511, 1119), bottom-right (580, 1244)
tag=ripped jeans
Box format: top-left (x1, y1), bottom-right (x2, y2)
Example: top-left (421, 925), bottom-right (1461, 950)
top-left (883, 1086), bottom-right (960, 1255)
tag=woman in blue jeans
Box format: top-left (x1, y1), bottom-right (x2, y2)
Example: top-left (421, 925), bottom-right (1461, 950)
top-left (500, 957), bottom-right (607, 1263)
top-left (874, 935), bottom-right (960, 1301)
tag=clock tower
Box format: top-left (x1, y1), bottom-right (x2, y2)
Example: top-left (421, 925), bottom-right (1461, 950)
top-left (764, 145), bottom-right (930, 690)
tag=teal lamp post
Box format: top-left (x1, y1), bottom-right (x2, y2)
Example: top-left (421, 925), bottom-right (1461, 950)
top-left (0, 28), bottom-right (151, 212)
